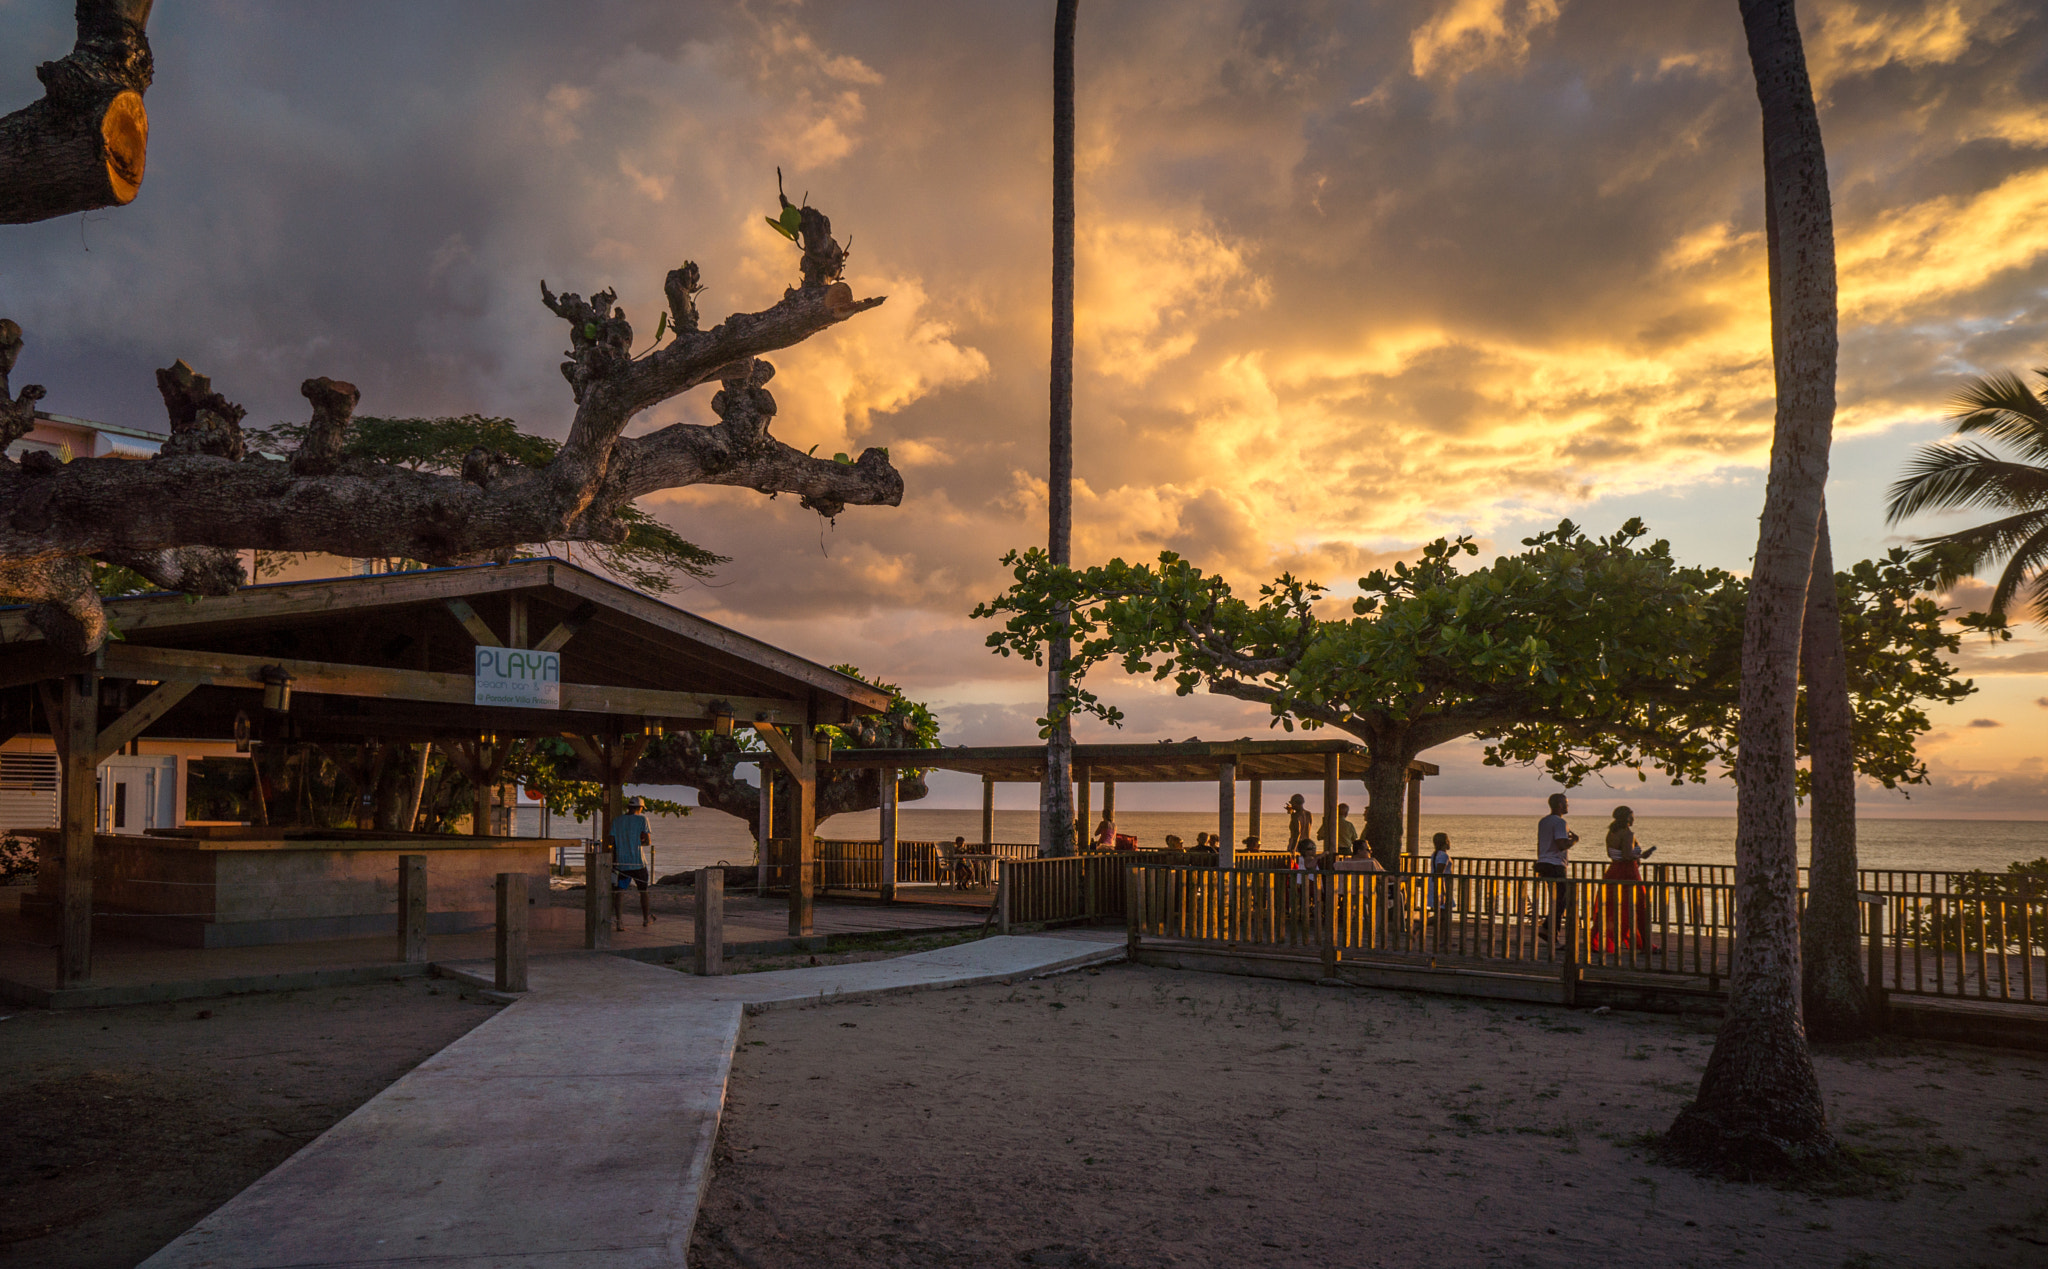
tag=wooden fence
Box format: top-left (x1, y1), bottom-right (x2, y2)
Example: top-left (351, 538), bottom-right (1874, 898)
top-left (1126, 866), bottom-right (2048, 1008)
top-left (1442, 856), bottom-right (1972, 896)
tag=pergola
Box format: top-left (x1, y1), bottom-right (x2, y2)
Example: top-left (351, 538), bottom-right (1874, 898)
top-left (829, 739), bottom-right (1440, 866)
top-left (0, 558), bottom-right (890, 983)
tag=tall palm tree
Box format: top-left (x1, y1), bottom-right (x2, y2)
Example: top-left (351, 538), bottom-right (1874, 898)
top-left (1886, 369), bottom-right (2048, 624)
top-left (1667, 0), bottom-right (1837, 1176)
top-left (1041, 0), bottom-right (1079, 857)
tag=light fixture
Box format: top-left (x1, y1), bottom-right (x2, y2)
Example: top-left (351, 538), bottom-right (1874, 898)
top-left (233, 710), bottom-right (254, 754)
top-left (260, 665), bottom-right (294, 714)
top-left (710, 703), bottom-right (735, 737)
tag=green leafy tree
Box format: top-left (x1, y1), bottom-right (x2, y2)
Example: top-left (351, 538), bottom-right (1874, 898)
top-left (1886, 367), bottom-right (2048, 625)
top-left (975, 520), bottom-right (1979, 869)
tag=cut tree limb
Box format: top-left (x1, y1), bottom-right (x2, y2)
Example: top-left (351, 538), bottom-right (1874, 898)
top-left (0, 0), bottom-right (154, 225)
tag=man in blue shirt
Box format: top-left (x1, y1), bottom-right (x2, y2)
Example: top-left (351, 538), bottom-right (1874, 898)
top-left (610, 797), bottom-right (655, 931)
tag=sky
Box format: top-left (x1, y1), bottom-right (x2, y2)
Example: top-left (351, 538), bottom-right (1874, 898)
top-left (3, 0), bottom-right (2047, 817)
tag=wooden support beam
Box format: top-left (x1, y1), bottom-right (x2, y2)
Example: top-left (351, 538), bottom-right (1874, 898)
top-left (92, 680), bottom-right (197, 760)
top-left (0, 645), bottom-right (91, 691)
top-left (94, 643), bottom-right (805, 725)
top-left (879, 766), bottom-right (898, 903)
top-left (981, 774), bottom-right (995, 848)
top-left (507, 596), bottom-right (529, 650)
top-left (1248, 777), bottom-right (1262, 848)
top-left (1322, 751), bottom-right (1341, 871)
top-left (751, 720), bottom-right (801, 777)
top-left (1406, 769), bottom-right (1423, 863)
top-left (534, 601), bottom-right (600, 654)
top-left (756, 765), bottom-right (773, 897)
top-left (1103, 780), bottom-right (1116, 834)
top-left (1217, 758), bottom-right (1236, 869)
top-left (445, 598), bottom-right (503, 647)
top-left (57, 673), bottom-right (98, 986)
top-left (789, 704), bottom-right (818, 938)
top-left (1076, 765), bottom-right (1091, 853)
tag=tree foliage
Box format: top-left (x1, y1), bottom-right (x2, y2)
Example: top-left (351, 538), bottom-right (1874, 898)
top-left (974, 520), bottom-right (1984, 860)
top-left (1887, 367), bottom-right (2048, 625)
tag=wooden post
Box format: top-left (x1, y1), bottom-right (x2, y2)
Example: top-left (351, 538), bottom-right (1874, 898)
top-left (878, 765), bottom-right (898, 903)
top-left (1217, 758), bottom-right (1236, 869)
top-left (1559, 886), bottom-right (1579, 1007)
top-left (397, 854), bottom-right (427, 963)
top-left (495, 872), bottom-right (528, 992)
top-left (1126, 864), bottom-right (1142, 958)
top-left (585, 846), bottom-right (612, 950)
top-left (1322, 753), bottom-right (1341, 858)
top-left (695, 866), bottom-right (725, 975)
top-left (57, 673), bottom-right (99, 987)
top-left (1861, 891), bottom-right (1887, 1020)
top-left (981, 774), bottom-right (995, 848)
top-left (1103, 780), bottom-right (1116, 838)
top-left (997, 859), bottom-right (1012, 935)
top-left (756, 764), bottom-right (773, 897)
top-left (1247, 776), bottom-right (1262, 849)
top-left (790, 708), bottom-right (817, 938)
top-left (1405, 767), bottom-right (1423, 866)
top-left (1076, 765), bottom-right (1091, 852)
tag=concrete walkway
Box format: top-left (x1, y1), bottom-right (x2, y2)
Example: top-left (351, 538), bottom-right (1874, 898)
top-left (141, 931), bottom-right (1125, 1269)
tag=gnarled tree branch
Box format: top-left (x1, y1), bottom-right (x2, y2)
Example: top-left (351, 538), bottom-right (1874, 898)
top-left (0, 195), bottom-right (903, 650)
top-left (0, 0), bottom-right (154, 225)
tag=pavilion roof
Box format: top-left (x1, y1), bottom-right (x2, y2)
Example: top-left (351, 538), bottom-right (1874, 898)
top-left (0, 558), bottom-right (890, 742)
top-left (827, 739), bottom-right (1440, 783)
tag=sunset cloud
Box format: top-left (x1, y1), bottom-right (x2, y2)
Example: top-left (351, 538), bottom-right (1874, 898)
top-left (3, 0), bottom-right (2046, 808)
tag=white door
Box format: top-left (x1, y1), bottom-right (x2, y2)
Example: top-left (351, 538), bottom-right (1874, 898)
top-left (100, 757), bottom-right (178, 833)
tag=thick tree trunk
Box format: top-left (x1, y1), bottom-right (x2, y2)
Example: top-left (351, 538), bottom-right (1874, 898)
top-left (1800, 507), bottom-right (1872, 1039)
top-left (1668, 0), bottom-right (1837, 1176)
top-left (1363, 756), bottom-right (1409, 872)
top-left (0, 1), bottom-right (154, 225)
top-left (1040, 0), bottom-right (1079, 858)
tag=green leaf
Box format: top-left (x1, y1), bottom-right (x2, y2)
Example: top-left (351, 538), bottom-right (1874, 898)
top-left (654, 311), bottom-right (668, 342)
top-left (780, 205), bottom-right (803, 236)
top-left (766, 211), bottom-right (800, 242)
top-left (833, 452), bottom-right (851, 465)
top-left (581, 322), bottom-right (598, 340)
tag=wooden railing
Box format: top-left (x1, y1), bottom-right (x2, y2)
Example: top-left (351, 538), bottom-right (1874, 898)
top-left (1439, 856), bottom-right (1974, 896)
top-left (1126, 864), bottom-right (2048, 1008)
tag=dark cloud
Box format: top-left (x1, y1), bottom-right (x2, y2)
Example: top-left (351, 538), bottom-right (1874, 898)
top-left (6, 0), bottom-right (2048, 805)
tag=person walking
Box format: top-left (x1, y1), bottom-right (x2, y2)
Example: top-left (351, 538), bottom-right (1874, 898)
top-left (1600, 806), bottom-right (1659, 953)
top-left (610, 797), bottom-right (655, 931)
top-left (1536, 793), bottom-right (1577, 946)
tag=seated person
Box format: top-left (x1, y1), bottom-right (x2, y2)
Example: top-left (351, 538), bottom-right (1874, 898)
top-left (1335, 843), bottom-right (1385, 874)
top-left (1163, 834), bottom-right (1185, 852)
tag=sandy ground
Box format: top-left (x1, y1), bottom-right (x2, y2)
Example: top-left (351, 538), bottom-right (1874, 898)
top-left (0, 978), bottom-right (503, 1269)
top-left (692, 964), bottom-right (2048, 1269)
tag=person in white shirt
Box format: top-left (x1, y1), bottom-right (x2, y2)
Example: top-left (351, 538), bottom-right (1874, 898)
top-left (1535, 793), bottom-right (1578, 944)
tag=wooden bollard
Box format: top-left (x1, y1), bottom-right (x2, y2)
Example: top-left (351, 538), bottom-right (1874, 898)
top-left (694, 866), bottom-right (725, 976)
top-left (1559, 880), bottom-right (1579, 1007)
top-left (997, 859), bottom-right (1011, 936)
top-left (585, 845), bottom-right (613, 951)
top-left (496, 872), bottom-right (529, 993)
top-left (1125, 865), bottom-right (1141, 958)
top-left (396, 854), bottom-right (427, 964)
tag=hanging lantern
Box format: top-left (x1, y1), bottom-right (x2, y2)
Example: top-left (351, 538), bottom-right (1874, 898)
top-left (260, 665), bottom-right (294, 714)
top-left (233, 709), bottom-right (254, 754)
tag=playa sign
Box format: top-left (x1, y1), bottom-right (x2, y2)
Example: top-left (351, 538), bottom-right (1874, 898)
top-left (474, 647), bottom-right (561, 709)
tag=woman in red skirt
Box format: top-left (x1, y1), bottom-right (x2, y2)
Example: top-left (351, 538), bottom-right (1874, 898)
top-left (1601, 806), bottom-right (1659, 953)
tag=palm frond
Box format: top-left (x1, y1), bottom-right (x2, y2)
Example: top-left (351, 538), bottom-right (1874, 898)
top-left (1987, 520), bottom-right (2048, 625)
top-left (1947, 369), bottom-right (2048, 464)
top-left (1911, 506), bottom-right (2048, 586)
top-left (1886, 445), bottom-right (2048, 523)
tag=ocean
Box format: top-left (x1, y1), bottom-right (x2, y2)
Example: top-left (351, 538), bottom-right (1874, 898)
top-left (520, 807), bottom-right (2048, 878)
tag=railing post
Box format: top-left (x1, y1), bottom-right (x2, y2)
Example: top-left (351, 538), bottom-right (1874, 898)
top-left (1320, 872), bottom-right (1338, 979)
top-left (495, 872), bottom-right (528, 993)
top-left (396, 853), bottom-right (427, 964)
top-left (997, 859), bottom-right (1011, 936)
top-left (1860, 890), bottom-right (1887, 1020)
top-left (1082, 855), bottom-right (1096, 922)
top-left (585, 844), bottom-right (613, 950)
top-left (695, 865), bottom-right (725, 975)
top-left (1559, 884), bottom-right (1579, 1007)
top-left (1126, 865), bottom-right (1142, 958)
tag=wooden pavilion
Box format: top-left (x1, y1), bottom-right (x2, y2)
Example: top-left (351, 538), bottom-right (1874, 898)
top-left (0, 559), bottom-right (890, 985)
top-left (829, 738), bottom-right (1439, 869)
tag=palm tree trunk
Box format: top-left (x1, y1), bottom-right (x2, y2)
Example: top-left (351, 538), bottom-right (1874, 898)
top-left (1801, 506), bottom-right (1873, 1038)
top-left (1668, 0), bottom-right (1837, 1175)
top-left (1040, 0), bottom-right (1079, 857)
